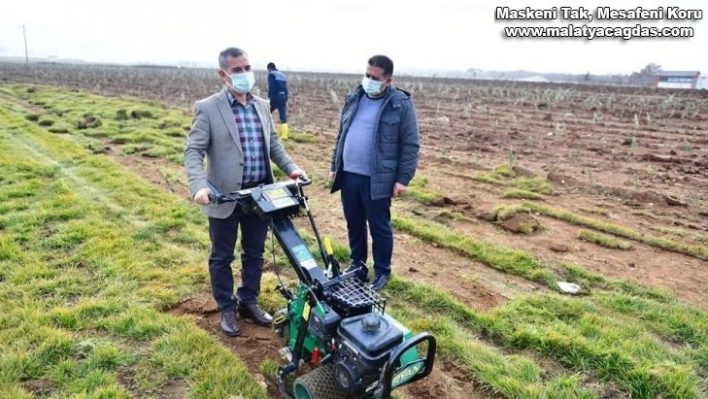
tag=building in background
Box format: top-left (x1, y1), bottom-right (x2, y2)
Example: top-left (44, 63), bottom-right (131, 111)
top-left (654, 71), bottom-right (701, 89)
top-left (696, 75), bottom-right (708, 90)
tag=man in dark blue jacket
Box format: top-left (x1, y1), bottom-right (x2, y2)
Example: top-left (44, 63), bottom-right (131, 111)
top-left (329, 55), bottom-right (420, 291)
top-left (267, 62), bottom-right (289, 139)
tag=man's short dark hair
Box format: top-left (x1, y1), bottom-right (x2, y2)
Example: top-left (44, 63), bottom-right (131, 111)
top-left (368, 55), bottom-right (394, 78)
top-left (218, 47), bottom-right (247, 69)
top-left (267, 62), bottom-right (276, 70)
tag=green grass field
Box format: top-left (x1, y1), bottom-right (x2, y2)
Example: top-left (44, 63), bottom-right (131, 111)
top-left (1, 84), bottom-right (706, 398)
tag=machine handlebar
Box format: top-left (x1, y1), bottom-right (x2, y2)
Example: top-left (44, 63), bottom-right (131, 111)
top-left (378, 332), bottom-right (437, 398)
top-left (207, 176), bottom-right (311, 204)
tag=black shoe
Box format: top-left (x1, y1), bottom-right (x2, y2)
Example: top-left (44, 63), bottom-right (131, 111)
top-left (370, 274), bottom-right (390, 292)
top-left (220, 310), bottom-right (241, 337)
top-left (344, 261), bottom-right (369, 283)
top-left (238, 303), bottom-right (273, 327)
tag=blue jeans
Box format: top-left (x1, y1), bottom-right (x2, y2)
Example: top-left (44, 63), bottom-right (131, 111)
top-left (270, 101), bottom-right (288, 124)
top-left (340, 171), bottom-right (393, 278)
top-left (208, 206), bottom-right (268, 311)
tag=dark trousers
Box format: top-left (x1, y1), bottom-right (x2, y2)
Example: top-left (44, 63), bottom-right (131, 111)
top-left (340, 171), bottom-right (393, 278)
top-left (270, 101), bottom-right (288, 124)
top-left (208, 206), bottom-right (268, 312)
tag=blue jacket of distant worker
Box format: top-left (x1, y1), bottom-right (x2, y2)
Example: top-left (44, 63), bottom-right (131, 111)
top-left (268, 70), bottom-right (288, 105)
top-left (330, 84), bottom-right (420, 200)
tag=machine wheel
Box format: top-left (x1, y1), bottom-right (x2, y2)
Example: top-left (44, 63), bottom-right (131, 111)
top-left (292, 364), bottom-right (349, 399)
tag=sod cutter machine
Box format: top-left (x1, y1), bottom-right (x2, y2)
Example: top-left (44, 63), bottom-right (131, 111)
top-left (207, 177), bottom-right (436, 399)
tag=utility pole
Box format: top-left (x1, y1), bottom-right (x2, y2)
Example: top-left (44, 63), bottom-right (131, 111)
top-left (23, 25), bottom-right (28, 64)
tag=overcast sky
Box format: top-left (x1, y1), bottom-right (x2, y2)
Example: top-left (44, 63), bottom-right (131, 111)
top-left (0, 0), bottom-right (705, 75)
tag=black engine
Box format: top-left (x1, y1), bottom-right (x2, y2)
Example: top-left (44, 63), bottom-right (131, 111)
top-left (332, 313), bottom-right (405, 396)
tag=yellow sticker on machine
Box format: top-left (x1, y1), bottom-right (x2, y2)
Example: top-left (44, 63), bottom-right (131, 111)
top-left (303, 302), bottom-right (310, 321)
top-left (271, 197), bottom-right (296, 209)
top-left (266, 188), bottom-right (288, 200)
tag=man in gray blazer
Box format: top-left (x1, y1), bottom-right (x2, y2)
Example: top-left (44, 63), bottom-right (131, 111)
top-left (185, 47), bottom-right (306, 337)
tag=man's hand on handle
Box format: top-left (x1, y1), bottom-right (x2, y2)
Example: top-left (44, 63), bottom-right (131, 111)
top-left (289, 169), bottom-right (308, 180)
top-left (194, 187), bottom-right (212, 205)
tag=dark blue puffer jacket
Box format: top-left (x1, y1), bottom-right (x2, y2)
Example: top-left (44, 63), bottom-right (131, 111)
top-left (330, 85), bottom-right (420, 200)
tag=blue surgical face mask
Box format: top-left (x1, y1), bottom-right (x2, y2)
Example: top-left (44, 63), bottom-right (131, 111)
top-left (362, 76), bottom-right (384, 96)
top-left (229, 71), bottom-right (255, 94)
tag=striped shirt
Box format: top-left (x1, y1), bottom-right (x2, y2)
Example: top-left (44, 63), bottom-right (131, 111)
top-left (227, 91), bottom-right (266, 184)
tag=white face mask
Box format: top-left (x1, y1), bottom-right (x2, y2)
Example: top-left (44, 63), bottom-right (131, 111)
top-left (362, 76), bottom-right (384, 96)
top-left (229, 71), bottom-right (255, 94)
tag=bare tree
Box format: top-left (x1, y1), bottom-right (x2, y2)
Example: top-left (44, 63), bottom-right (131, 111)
top-left (629, 62), bottom-right (661, 87)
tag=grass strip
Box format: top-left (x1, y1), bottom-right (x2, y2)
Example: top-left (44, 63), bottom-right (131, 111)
top-left (386, 277), bottom-right (708, 399)
top-left (502, 188), bottom-right (545, 200)
top-left (578, 229), bottom-right (633, 250)
top-left (387, 305), bottom-right (600, 398)
top-left (391, 216), bottom-right (557, 287)
top-left (522, 203), bottom-right (708, 261)
top-left (0, 101), bottom-right (268, 398)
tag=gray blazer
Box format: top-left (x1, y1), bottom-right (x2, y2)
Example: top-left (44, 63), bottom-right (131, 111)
top-left (184, 88), bottom-right (300, 219)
